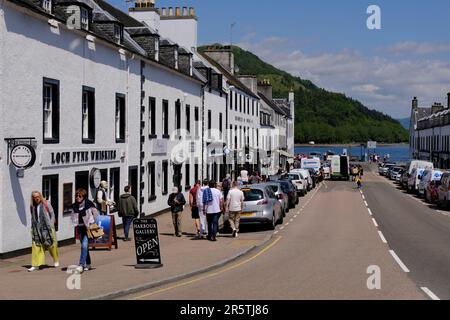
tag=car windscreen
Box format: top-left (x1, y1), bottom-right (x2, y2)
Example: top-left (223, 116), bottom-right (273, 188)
top-left (241, 189), bottom-right (264, 202)
top-left (288, 174), bottom-right (301, 180)
top-left (278, 182), bottom-right (292, 193)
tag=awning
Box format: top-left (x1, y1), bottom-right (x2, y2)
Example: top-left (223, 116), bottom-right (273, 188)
top-left (277, 150), bottom-right (295, 158)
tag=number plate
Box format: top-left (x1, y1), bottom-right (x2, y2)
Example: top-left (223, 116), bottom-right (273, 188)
top-left (241, 212), bottom-right (256, 217)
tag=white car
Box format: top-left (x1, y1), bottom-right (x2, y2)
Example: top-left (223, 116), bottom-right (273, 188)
top-left (408, 168), bottom-right (425, 193)
top-left (291, 169), bottom-right (313, 191)
top-left (287, 172), bottom-right (308, 196)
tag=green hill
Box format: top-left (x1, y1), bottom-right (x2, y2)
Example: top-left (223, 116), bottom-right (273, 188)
top-left (199, 45), bottom-right (409, 144)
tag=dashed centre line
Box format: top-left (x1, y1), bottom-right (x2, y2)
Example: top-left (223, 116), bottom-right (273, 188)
top-left (378, 231), bottom-right (387, 244)
top-left (389, 250), bottom-right (410, 273)
top-left (372, 218), bottom-right (379, 228)
top-left (421, 287), bottom-right (440, 300)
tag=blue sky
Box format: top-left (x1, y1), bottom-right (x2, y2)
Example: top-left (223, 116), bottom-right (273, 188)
top-left (111, 0), bottom-right (450, 118)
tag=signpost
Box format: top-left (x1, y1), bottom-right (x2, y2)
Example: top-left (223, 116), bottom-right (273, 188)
top-left (133, 218), bottom-right (163, 269)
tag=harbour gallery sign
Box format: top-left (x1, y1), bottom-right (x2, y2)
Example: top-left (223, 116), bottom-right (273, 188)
top-left (41, 148), bottom-right (121, 168)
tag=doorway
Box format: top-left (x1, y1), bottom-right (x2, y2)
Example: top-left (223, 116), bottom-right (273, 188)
top-left (128, 166), bottom-right (138, 200)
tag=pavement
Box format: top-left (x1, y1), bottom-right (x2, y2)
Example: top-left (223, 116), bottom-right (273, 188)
top-left (0, 206), bottom-right (274, 300)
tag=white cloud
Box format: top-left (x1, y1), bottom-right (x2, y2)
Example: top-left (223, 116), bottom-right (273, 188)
top-left (239, 37), bottom-right (450, 118)
top-left (386, 42), bottom-right (450, 55)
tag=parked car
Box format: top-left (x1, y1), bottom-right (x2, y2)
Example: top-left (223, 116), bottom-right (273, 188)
top-left (389, 167), bottom-right (403, 180)
top-left (277, 179), bottom-right (299, 207)
top-left (265, 182), bottom-right (289, 215)
top-left (239, 185), bottom-right (283, 229)
top-left (437, 172), bottom-right (450, 208)
top-left (425, 179), bottom-right (441, 204)
top-left (400, 170), bottom-right (410, 189)
top-left (418, 170), bottom-right (443, 197)
top-left (379, 163), bottom-right (396, 176)
top-left (394, 168), bottom-right (405, 183)
top-left (285, 172), bottom-right (308, 196)
top-left (291, 168), bottom-right (314, 191)
top-left (407, 168), bottom-right (425, 193)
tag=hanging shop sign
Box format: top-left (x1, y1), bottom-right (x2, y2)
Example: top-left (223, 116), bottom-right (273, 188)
top-left (10, 144), bottom-right (36, 169)
top-left (41, 148), bottom-right (121, 168)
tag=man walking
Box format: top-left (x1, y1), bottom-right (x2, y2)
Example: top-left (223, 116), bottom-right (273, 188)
top-left (222, 174), bottom-right (231, 205)
top-left (189, 181), bottom-right (201, 238)
top-left (117, 186), bottom-right (139, 241)
top-left (226, 181), bottom-right (244, 238)
top-left (197, 180), bottom-right (209, 239)
top-left (204, 180), bottom-right (223, 242)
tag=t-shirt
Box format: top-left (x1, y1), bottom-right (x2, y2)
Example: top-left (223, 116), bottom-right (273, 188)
top-left (189, 186), bottom-right (198, 207)
top-left (197, 186), bottom-right (207, 210)
top-left (206, 188), bottom-right (223, 214)
top-left (227, 188), bottom-right (244, 212)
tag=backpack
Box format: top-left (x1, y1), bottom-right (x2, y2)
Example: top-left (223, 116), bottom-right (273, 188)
top-left (202, 188), bottom-right (213, 204)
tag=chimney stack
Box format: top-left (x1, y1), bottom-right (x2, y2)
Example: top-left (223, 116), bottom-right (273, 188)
top-left (431, 102), bottom-right (444, 114)
top-left (161, 7), bottom-right (166, 16)
top-left (412, 97), bottom-right (418, 111)
top-left (447, 93), bottom-right (450, 109)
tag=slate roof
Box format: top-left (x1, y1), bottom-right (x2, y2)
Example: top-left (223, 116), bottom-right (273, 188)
top-left (199, 52), bottom-right (259, 100)
top-left (259, 92), bottom-right (286, 116)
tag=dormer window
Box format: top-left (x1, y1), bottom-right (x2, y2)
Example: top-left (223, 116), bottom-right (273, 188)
top-left (114, 24), bottom-right (122, 44)
top-left (42, 0), bottom-right (52, 13)
top-left (80, 7), bottom-right (89, 30)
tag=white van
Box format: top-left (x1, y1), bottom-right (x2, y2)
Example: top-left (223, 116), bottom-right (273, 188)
top-left (301, 157), bottom-right (321, 173)
top-left (291, 168), bottom-right (313, 191)
top-left (408, 160), bottom-right (433, 175)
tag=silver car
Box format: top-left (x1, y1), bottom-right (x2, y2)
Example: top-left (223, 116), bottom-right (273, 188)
top-left (264, 182), bottom-right (289, 216)
top-left (239, 185), bottom-right (283, 230)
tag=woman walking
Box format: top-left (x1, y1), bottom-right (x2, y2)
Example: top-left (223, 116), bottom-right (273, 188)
top-left (71, 189), bottom-right (98, 273)
top-left (28, 191), bottom-right (59, 272)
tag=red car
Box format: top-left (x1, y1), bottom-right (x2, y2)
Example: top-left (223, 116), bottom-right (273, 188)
top-left (425, 180), bottom-right (441, 203)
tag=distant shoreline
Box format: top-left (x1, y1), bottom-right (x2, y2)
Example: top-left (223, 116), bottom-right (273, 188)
top-left (295, 143), bottom-right (409, 148)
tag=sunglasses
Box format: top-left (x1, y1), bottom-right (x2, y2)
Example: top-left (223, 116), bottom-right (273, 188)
top-left (75, 195), bottom-right (84, 198)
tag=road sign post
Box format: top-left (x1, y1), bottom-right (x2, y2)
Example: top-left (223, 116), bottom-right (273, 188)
top-left (133, 218), bottom-right (163, 269)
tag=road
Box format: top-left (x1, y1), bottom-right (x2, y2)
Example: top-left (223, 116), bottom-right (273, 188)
top-left (122, 176), bottom-right (429, 300)
top-left (362, 164), bottom-right (450, 300)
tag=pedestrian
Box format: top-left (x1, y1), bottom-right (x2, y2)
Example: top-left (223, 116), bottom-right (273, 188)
top-left (28, 191), bottom-right (59, 272)
top-left (250, 171), bottom-right (261, 185)
top-left (222, 174), bottom-right (231, 204)
top-left (226, 181), bottom-right (244, 238)
top-left (356, 175), bottom-right (362, 189)
top-left (117, 186), bottom-right (139, 242)
top-left (203, 180), bottom-right (223, 241)
top-left (71, 188), bottom-right (98, 273)
top-left (197, 179), bottom-right (209, 238)
top-left (189, 180), bottom-right (201, 238)
top-left (95, 181), bottom-right (113, 215)
top-left (168, 186), bottom-right (186, 237)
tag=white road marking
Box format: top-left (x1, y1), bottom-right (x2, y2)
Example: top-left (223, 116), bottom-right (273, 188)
top-left (285, 223), bottom-right (290, 226)
top-left (294, 215), bottom-right (298, 218)
top-left (362, 195), bottom-right (366, 200)
top-left (274, 231), bottom-right (279, 235)
top-left (280, 227), bottom-right (285, 230)
top-left (389, 250), bottom-right (410, 273)
top-left (421, 287), bottom-right (440, 301)
top-left (364, 201), bottom-right (369, 207)
top-left (290, 219), bottom-right (294, 222)
top-left (378, 231), bottom-right (387, 244)
top-left (372, 218), bottom-right (379, 227)
top-left (368, 208), bottom-right (373, 216)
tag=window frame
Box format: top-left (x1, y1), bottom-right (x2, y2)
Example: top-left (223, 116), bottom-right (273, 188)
top-left (149, 97), bottom-right (156, 138)
top-left (43, 77), bottom-right (60, 144)
top-left (82, 86), bottom-right (95, 144)
top-left (115, 93), bottom-right (126, 143)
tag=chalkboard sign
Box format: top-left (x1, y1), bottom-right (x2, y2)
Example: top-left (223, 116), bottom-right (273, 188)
top-left (133, 218), bottom-right (163, 269)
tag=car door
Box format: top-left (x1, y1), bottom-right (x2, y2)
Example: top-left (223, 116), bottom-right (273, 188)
top-left (266, 187), bottom-right (281, 220)
top-left (438, 174), bottom-right (448, 202)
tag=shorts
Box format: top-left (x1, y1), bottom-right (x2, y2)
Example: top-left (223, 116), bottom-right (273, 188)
top-left (191, 207), bottom-right (200, 219)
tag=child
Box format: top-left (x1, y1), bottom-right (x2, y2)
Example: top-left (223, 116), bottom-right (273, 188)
top-left (356, 175), bottom-right (362, 189)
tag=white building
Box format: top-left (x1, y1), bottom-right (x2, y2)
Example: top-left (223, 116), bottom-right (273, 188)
top-left (410, 95), bottom-right (450, 169)
top-left (0, 0), bottom-right (143, 254)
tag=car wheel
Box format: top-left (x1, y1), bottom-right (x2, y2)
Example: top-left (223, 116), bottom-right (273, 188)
top-left (295, 197), bottom-right (299, 205)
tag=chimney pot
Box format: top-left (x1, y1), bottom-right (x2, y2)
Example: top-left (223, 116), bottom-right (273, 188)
top-left (182, 7), bottom-right (188, 16)
top-left (168, 7), bottom-right (173, 16)
top-left (161, 7), bottom-right (166, 16)
top-left (175, 7), bottom-right (180, 16)
top-left (189, 7), bottom-right (195, 16)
